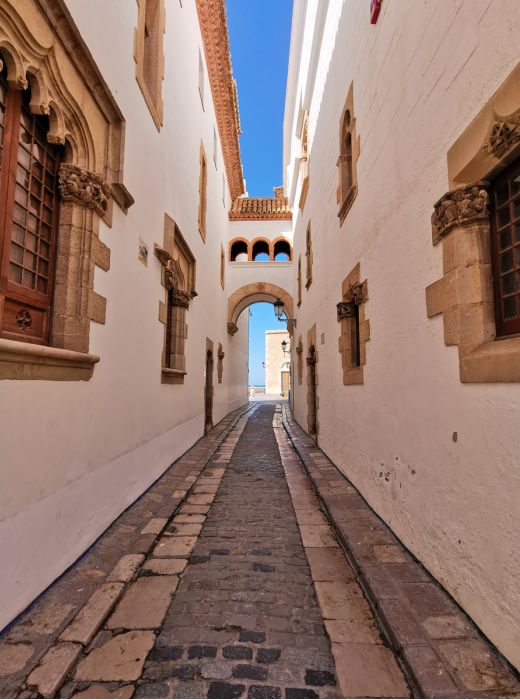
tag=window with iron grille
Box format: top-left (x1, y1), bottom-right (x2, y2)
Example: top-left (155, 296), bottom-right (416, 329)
top-left (490, 160), bottom-right (520, 338)
top-left (0, 70), bottom-right (62, 345)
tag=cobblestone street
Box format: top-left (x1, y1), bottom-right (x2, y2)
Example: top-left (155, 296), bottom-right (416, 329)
top-left (0, 404), bottom-right (518, 698)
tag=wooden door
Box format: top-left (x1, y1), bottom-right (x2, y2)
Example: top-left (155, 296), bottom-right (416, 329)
top-left (204, 349), bottom-right (214, 434)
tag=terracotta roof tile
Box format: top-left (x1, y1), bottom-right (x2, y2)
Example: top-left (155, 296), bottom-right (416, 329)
top-left (230, 186), bottom-right (292, 220)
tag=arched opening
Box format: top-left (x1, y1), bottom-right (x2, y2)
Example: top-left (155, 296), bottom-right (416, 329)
top-left (230, 239), bottom-right (248, 261)
top-left (273, 239), bottom-right (292, 261)
top-left (252, 239), bottom-right (270, 261)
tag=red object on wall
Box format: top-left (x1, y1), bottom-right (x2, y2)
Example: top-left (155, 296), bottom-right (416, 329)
top-left (370, 0), bottom-right (382, 24)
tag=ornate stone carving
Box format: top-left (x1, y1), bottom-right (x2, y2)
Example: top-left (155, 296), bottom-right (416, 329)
top-left (296, 340), bottom-right (303, 355)
top-left (287, 318), bottom-right (296, 336)
top-left (227, 322), bottom-right (238, 336)
top-left (337, 282), bottom-right (364, 320)
top-left (58, 164), bottom-right (111, 216)
top-left (337, 301), bottom-right (355, 320)
top-left (431, 182), bottom-right (489, 241)
top-left (482, 112), bottom-right (520, 159)
top-left (15, 309), bottom-right (32, 331)
top-left (169, 290), bottom-right (190, 309)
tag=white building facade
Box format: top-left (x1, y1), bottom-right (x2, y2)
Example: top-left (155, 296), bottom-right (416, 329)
top-left (285, 0), bottom-right (520, 671)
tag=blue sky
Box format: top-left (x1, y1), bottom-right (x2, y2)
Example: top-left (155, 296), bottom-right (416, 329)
top-left (226, 0), bottom-right (294, 198)
top-left (226, 0), bottom-right (293, 386)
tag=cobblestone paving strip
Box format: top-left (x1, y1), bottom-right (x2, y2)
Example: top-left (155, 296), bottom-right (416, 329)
top-left (145, 403), bottom-right (340, 699)
top-left (272, 407), bottom-right (410, 699)
top-left (280, 404), bottom-right (520, 698)
top-left (0, 403), bottom-right (255, 698)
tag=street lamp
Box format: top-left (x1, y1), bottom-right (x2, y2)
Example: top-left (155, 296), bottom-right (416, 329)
top-left (273, 298), bottom-right (285, 320)
top-left (281, 339), bottom-right (288, 355)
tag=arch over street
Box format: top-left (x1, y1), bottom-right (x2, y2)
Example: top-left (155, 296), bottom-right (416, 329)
top-left (227, 282), bottom-right (293, 334)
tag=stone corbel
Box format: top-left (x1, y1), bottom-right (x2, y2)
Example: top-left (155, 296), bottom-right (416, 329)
top-left (431, 181), bottom-right (489, 245)
top-left (287, 319), bottom-right (296, 336)
top-left (59, 164), bottom-right (112, 217)
top-left (337, 281), bottom-right (365, 320)
top-left (227, 322), bottom-right (238, 336)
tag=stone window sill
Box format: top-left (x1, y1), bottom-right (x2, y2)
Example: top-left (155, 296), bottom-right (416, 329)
top-left (460, 337), bottom-right (520, 383)
top-left (161, 367), bottom-right (186, 385)
top-left (0, 339), bottom-right (99, 381)
top-left (338, 184), bottom-right (358, 225)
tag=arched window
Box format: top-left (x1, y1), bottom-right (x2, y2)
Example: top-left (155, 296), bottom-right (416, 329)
top-left (337, 84), bottom-right (358, 224)
top-left (252, 239), bottom-right (270, 261)
top-left (305, 223), bottom-right (312, 288)
top-left (198, 143), bottom-right (207, 240)
top-left (230, 239), bottom-right (248, 261)
top-left (340, 110), bottom-right (353, 196)
top-left (273, 239), bottom-right (291, 261)
top-left (0, 69), bottom-right (63, 345)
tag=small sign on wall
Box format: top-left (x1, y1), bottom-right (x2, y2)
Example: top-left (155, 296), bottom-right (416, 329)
top-left (138, 238), bottom-right (149, 267)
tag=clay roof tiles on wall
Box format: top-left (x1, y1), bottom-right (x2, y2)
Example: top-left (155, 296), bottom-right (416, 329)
top-left (230, 186), bottom-right (292, 220)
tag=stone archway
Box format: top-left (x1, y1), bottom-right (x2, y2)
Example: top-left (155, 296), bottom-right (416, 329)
top-left (227, 282), bottom-right (294, 335)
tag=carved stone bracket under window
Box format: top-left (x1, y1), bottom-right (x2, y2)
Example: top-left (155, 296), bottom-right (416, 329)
top-left (59, 164), bottom-right (112, 217)
top-left (338, 266), bottom-right (369, 385)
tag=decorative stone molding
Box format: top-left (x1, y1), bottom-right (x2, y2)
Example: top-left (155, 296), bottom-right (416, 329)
top-left (338, 265), bottom-right (369, 385)
top-left (426, 182), bottom-right (520, 383)
top-left (482, 112), bottom-right (520, 159)
top-left (217, 343), bottom-right (225, 383)
top-left (431, 181), bottom-right (489, 245)
top-left (59, 165), bottom-right (112, 217)
top-left (196, 0), bottom-right (244, 201)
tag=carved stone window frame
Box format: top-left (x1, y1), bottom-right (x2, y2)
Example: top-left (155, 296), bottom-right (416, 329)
top-left (155, 214), bottom-right (196, 384)
top-left (0, 0), bottom-right (132, 381)
top-left (134, 0), bottom-right (165, 131)
top-left (426, 60), bottom-right (520, 382)
top-left (337, 263), bottom-right (369, 385)
top-left (337, 83), bottom-right (360, 225)
top-left (198, 142), bottom-right (208, 240)
top-left (297, 255), bottom-right (302, 306)
top-left (299, 111), bottom-right (309, 211)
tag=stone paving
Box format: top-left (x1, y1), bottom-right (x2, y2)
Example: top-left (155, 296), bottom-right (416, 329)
top-left (0, 402), bottom-right (518, 698)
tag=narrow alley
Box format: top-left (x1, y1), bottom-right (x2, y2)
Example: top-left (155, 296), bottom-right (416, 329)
top-left (0, 404), bottom-right (517, 699)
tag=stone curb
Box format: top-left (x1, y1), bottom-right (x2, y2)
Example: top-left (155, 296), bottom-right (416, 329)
top-left (280, 405), bottom-right (520, 699)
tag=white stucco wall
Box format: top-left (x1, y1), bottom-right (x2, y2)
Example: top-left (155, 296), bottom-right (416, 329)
top-left (285, 0), bottom-right (520, 670)
top-left (0, 0), bottom-right (248, 630)
top-left (265, 330), bottom-right (290, 394)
